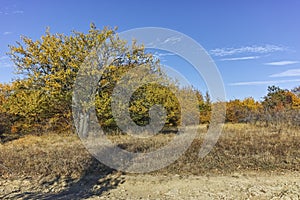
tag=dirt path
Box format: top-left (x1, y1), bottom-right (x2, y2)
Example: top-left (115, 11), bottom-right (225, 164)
top-left (1, 172), bottom-right (299, 199)
top-left (93, 172), bottom-right (300, 199)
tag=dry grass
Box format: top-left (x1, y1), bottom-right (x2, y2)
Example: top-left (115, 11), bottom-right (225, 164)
top-left (0, 124), bottom-right (299, 179)
top-left (0, 133), bottom-right (111, 179)
top-left (161, 124), bottom-right (300, 175)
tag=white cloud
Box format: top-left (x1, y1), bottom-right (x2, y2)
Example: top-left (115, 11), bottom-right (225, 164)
top-left (12, 10), bottom-right (24, 14)
top-left (3, 31), bottom-right (12, 35)
top-left (0, 10), bottom-right (24, 15)
top-left (155, 52), bottom-right (176, 57)
top-left (264, 61), bottom-right (299, 66)
top-left (0, 56), bottom-right (14, 68)
top-left (152, 52), bottom-right (176, 62)
top-left (0, 56), bottom-right (9, 60)
top-left (220, 56), bottom-right (260, 61)
top-left (0, 62), bottom-right (14, 68)
top-left (210, 44), bottom-right (286, 57)
top-left (162, 36), bottom-right (182, 45)
top-left (270, 69), bottom-right (300, 77)
top-left (229, 79), bottom-right (300, 86)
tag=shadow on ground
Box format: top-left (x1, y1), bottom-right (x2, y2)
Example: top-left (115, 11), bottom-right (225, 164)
top-left (3, 157), bottom-right (125, 200)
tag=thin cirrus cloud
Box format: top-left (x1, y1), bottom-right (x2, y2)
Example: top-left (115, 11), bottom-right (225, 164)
top-left (0, 10), bottom-right (24, 15)
top-left (146, 36), bottom-right (182, 47)
top-left (264, 61), bottom-right (299, 66)
top-left (161, 36), bottom-right (182, 45)
top-left (220, 56), bottom-right (260, 61)
top-left (12, 10), bottom-right (24, 14)
top-left (270, 69), bottom-right (300, 77)
top-left (0, 56), bottom-right (14, 68)
top-left (0, 56), bottom-right (9, 61)
top-left (3, 31), bottom-right (13, 35)
top-left (154, 52), bottom-right (176, 57)
top-left (153, 52), bottom-right (176, 62)
top-left (210, 44), bottom-right (286, 57)
top-left (229, 79), bottom-right (300, 86)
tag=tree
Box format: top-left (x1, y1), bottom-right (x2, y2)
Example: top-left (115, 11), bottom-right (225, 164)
top-left (292, 86), bottom-right (300, 98)
top-left (225, 97), bottom-right (262, 123)
top-left (226, 99), bottom-right (243, 123)
top-left (94, 64), bottom-right (183, 130)
top-left (199, 91), bottom-right (211, 123)
top-left (8, 24), bottom-right (158, 133)
top-left (260, 85), bottom-right (300, 127)
top-left (0, 84), bottom-right (15, 137)
top-left (7, 24), bottom-right (198, 134)
top-left (262, 86), bottom-right (292, 111)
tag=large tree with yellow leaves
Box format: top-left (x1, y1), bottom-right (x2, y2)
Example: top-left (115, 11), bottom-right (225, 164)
top-left (6, 24), bottom-right (197, 134)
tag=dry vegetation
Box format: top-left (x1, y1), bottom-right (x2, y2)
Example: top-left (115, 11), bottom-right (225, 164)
top-left (0, 123), bottom-right (299, 199)
top-left (1, 124), bottom-right (299, 180)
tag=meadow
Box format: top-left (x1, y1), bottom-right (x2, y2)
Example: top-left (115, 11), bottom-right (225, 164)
top-left (1, 123), bottom-right (299, 178)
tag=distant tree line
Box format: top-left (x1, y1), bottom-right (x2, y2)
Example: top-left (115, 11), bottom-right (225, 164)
top-left (226, 85), bottom-right (300, 127)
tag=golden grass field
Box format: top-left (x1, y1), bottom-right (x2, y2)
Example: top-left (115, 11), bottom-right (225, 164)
top-left (1, 123), bottom-right (299, 177)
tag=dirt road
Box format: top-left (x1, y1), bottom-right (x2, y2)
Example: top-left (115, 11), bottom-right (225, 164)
top-left (95, 172), bottom-right (300, 199)
top-left (1, 172), bottom-right (299, 199)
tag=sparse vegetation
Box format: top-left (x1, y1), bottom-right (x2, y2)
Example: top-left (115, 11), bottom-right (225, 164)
top-left (1, 124), bottom-right (299, 180)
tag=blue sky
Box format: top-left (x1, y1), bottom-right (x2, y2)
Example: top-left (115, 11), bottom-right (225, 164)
top-left (1, 0), bottom-right (300, 100)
